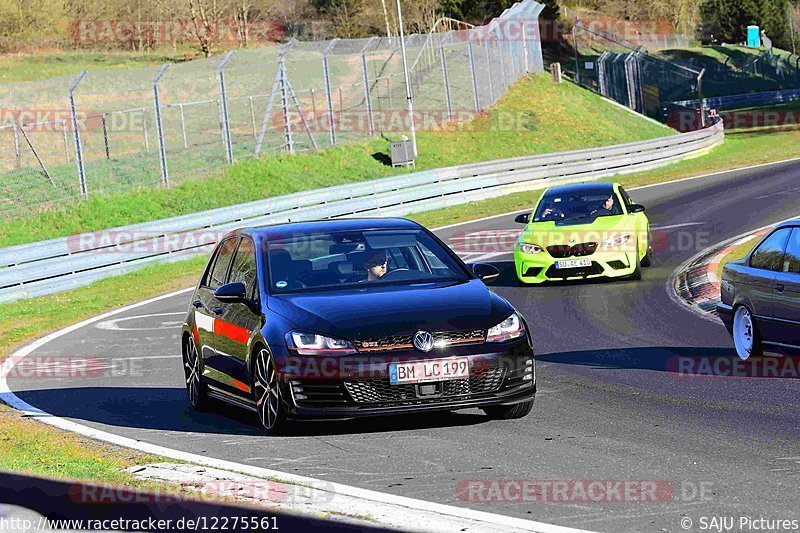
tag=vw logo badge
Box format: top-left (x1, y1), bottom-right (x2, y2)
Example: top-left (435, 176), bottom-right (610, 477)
top-left (413, 330), bottom-right (435, 353)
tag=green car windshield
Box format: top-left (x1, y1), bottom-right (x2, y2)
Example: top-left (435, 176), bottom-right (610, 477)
top-left (533, 191), bottom-right (624, 223)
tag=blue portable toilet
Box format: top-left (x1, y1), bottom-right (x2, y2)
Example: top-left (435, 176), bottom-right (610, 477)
top-left (747, 25), bottom-right (761, 47)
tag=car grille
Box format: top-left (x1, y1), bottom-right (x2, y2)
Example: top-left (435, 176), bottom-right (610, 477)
top-left (545, 262), bottom-right (604, 279)
top-left (344, 366), bottom-right (506, 404)
top-left (547, 242), bottom-right (598, 258)
top-left (353, 329), bottom-right (485, 352)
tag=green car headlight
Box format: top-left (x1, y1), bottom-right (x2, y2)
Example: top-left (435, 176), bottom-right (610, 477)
top-left (519, 243), bottom-right (544, 254)
top-left (601, 234), bottom-right (631, 247)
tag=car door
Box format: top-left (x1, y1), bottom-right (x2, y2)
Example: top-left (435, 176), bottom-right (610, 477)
top-left (199, 237), bottom-right (240, 385)
top-left (743, 227), bottom-right (791, 344)
top-left (213, 236), bottom-right (262, 397)
top-left (193, 237), bottom-right (238, 368)
top-left (770, 227), bottom-right (800, 348)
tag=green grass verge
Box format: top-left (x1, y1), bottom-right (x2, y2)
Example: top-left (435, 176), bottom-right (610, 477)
top-left (0, 74), bottom-right (671, 247)
top-left (0, 50), bottom-right (196, 83)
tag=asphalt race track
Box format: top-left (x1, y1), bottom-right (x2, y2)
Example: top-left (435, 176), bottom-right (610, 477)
top-left (8, 160), bottom-right (800, 532)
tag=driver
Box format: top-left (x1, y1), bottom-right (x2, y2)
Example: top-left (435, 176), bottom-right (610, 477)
top-left (591, 195), bottom-right (615, 217)
top-left (363, 249), bottom-right (388, 281)
top-left (540, 201), bottom-right (564, 221)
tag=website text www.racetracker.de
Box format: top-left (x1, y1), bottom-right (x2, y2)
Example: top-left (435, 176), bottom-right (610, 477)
top-left (0, 515), bottom-right (280, 531)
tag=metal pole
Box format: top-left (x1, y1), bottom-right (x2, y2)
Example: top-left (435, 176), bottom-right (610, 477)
top-left (11, 122), bottom-right (20, 169)
top-left (323, 38), bottom-right (339, 146)
top-left (19, 126), bottom-right (55, 187)
top-left (521, 20), bottom-right (530, 74)
top-left (142, 108), bottom-right (150, 153)
top-left (249, 97), bottom-right (257, 140)
top-left (62, 119), bottom-right (70, 164)
top-left (440, 45), bottom-right (453, 122)
top-left (152, 63), bottom-right (171, 187)
top-left (396, 0), bottom-right (418, 157)
top-left (279, 60), bottom-right (294, 154)
top-left (697, 68), bottom-right (706, 128)
top-left (483, 37), bottom-right (495, 103)
top-left (101, 113), bottom-right (110, 160)
top-left (467, 39), bottom-right (480, 111)
top-left (217, 51), bottom-right (235, 165)
top-left (68, 71), bottom-right (88, 197)
top-left (179, 104), bottom-right (188, 148)
top-left (495, 26), bottom-right (510, 91)
top-left (360, 38), bottom-right (378, 137)
top-left (573, 21), bottom-right (581, 85)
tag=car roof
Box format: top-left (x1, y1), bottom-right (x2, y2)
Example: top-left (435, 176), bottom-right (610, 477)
top-left (240, 217), bottom-right (423, 240)
top-left (775, 218), bottom-right (800, 230)
top-left (542, 182), bottom-right (616, 196)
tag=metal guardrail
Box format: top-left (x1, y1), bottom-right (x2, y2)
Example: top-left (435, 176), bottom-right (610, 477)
top-left (673, 88), bottom-right (800, 111)
top-left (0, 120), bottom-right (724, 304)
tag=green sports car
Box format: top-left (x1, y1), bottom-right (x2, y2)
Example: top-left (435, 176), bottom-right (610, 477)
top-left (513, 182), bottom-right (651, 284)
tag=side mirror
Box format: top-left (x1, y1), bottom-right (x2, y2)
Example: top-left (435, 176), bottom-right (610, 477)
top-left (629, 204), bottom-right (645, 214)
top-left (214, 282), bottom-right (247, 303)
top-left (515, 213), bottom-right (531, 224)
top-left (472, 263), bottom-right (500, 284)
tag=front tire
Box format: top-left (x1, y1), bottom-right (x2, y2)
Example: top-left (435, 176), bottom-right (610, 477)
top-left (733, 306), bottom-right (762, 360)
top-left (628, 251), bottom-right (642, 281)
top-left (254, 347), bottom-right (287, 433)
top-left (183, 335), bottom-right (209, 410)
top-left (482, 399), bottom-right (534, 420)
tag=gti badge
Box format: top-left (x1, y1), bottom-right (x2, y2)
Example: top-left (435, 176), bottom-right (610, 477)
top-left (413, 330), bottom-right (435, 352)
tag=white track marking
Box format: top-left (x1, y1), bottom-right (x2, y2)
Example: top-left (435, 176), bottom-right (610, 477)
top-left (96, 312), bottom-right (186, 331)
top-left (650, 222), bottom-right (705, 231)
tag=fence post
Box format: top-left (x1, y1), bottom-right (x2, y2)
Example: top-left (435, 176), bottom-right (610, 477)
top-left (467, 38), bottom-right (480, 112)
top-left (101, 113), bottom-right (110, 160)
top-left (217, 51), bottom-right (236, 165)
top-left (68, 71), bottom-right (88, 197)
top-left (697, 68), bottom-right (706, 128)
top-left (61, 120), bottom-right (70, 164)
top-left (521, 19), bottom-right (530, 74)
top-left (439, 43), bottom-right (454, 122)
top-left (279, 60), bottom-right (294, 154)
top-left (248, 97), bottom-right (257, 140)
top-left (11, 122), bottom-right (20, 169)
top-left (573, 21), bottom-right (581, 86)
top-left (142, 108), bottom-right (150, 153)
top-left (360, 37), bottom-right (378, 137)
top-left (483, 37), bottom-right (495, 103)
top-left (178, 104), bottom-right (188, 148)
top-left (323, 38), bottom-right (339, 146)
top-left (152, 63), bottom-right (171, 188)
top-left (494, 26), bottom-right (510, 91)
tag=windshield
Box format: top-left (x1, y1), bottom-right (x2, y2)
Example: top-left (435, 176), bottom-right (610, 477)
top-left (533, 190), bottom-right (623, 223)
top-left (264, 229), bottom-right (470, 293)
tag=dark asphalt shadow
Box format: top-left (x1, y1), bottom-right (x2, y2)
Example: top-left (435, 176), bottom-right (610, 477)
top-left (14, 386), bottom-right (490, 437)
top-left (534, 346), bottom-right (797, 377)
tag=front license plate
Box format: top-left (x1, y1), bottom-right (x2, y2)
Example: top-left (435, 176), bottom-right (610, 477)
top-left (555, 259), bottom-right (592, 269)
top-left (389, 358), bottom-right (469, 384)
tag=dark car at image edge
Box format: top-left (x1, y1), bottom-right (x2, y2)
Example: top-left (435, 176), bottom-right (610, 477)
top-left (181, 218), bottom-right (536, 433)
top-left (718, 218), bottom-right (800, 359)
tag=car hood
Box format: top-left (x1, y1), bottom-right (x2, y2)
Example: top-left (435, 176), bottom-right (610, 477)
top-left (267, 279), bottom-right (514, 341)
top-left (520, 216), bottom-right (632, 245)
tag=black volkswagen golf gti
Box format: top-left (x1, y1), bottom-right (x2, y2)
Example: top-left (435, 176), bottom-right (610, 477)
top-left (182, 218), bottom-right (536, 432)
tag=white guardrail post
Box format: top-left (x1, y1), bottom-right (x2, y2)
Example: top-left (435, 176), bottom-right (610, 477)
top-left (0, 120), bottom-right (724, 304)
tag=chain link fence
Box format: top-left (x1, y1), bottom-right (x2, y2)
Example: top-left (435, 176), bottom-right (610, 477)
top-left (0, 0), bottom-right (544, 218)
top-left (570, 21), bottom-right (705, 127)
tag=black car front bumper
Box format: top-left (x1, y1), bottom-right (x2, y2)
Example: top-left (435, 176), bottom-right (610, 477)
top-left (279, 341), bottom-right (535, 419)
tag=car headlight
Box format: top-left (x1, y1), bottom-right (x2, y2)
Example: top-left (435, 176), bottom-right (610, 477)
top-left (518, 243), bottom-right (544, 254)
top-left (287, 332), bottom-right (357, 355)
top-left (601, 234), bottom-right (631, 247)
top-left (486, 312), bottom-right (526, 343)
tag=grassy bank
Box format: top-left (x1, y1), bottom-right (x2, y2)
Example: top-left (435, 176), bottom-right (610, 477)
top-left (0, 74), bottom-right (670, 247)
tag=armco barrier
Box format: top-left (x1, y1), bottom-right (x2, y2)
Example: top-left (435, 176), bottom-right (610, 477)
top-left (0, 120), bottom-right (723, 304)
